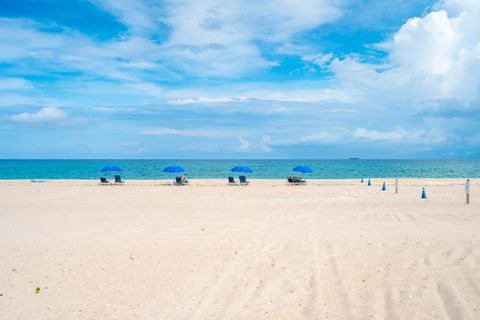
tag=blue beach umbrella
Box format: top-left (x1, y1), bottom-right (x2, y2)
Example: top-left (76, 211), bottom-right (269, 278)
top-left (101, 165), bottom-right (122, 172)
top-left (163, 166), bottom-right (185, 174)
top-left (231, 166), bottom-right (253, 174)
top-left (100, 165), bottom-right (122, 181)
top-left (293, 165), bottom-right (313, 174)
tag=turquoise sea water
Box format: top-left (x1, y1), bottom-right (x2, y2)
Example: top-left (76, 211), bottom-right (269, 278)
top-left (0, 160), bottom-right (479, 179)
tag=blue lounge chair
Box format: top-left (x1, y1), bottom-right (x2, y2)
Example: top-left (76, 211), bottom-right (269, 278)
top-left (228, 176), bottom-right (238, 185)
top-left (175, 176), bottom-right (188, 185)
top-left (239, 175), bottom-right (249, 185)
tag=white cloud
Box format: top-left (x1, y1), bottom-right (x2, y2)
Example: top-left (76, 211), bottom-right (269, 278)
top-left (167, 96), bottom-right (248, 105)
top-left (331, 0), bottom-right (480, 106)
top-left (89, 0), bottom-right (160, 34)
top-left (166, 88), bottom-right (357, 105)
top-left (354, 128), bottom-right (447, 144)
top-left (10, 106), bottom-right (67, 124)
top-left (142, 127), bottom-right (229, 137)
top-left (271, 129), bottom-right (349, 147)
top-left (302, 53), bottom-right (334, 68)
top-left (306, 0), bottom-right (480, 148)
top-left (237, 136), bottom-right (251, 152)
top-left (8, 106), bottom-right (88, 128)
top-left (354, 128), bottom-right (408, 142)
top-left (88, 0), bottom-right (343, 76)
top-left (260, 135), bottom-right (272, 153)
top-left (127, 82), bottom-right (165, 98)
top-left (0, 78), bottom-right (33, 90)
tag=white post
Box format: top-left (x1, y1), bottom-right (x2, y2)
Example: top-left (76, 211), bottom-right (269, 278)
top-left (465, 179), bottom-right (470, 204)
top-left (395, 178), bottom-right (398, 194)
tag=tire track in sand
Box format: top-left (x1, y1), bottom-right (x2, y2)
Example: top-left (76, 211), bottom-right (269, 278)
top-left (435, 279), bottom-right (472, 320)
top-left (324, 243), bottom-right (354, 319)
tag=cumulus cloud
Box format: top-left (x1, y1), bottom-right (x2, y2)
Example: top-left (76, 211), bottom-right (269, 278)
top-left (303, 0), bottom-right (480, 151)
top-left (10, 107), bottom-right (67, 124)
top-left (9, 106), bottom-right (87, 128)
top-left (332, 0), bottom-right (480, 106)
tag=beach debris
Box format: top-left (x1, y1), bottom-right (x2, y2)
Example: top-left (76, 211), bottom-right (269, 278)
top-left (368, 178), bottom-right (371, 186)
top-left (421, 188), bottom-right (427, 199)
top-left (35, 287), bottom-right (41, 294)
top-left (382, 182), bottom-right (386, 191)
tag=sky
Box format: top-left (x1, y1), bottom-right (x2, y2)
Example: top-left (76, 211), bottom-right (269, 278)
top-left (0, 0), bottom-right (479, 159)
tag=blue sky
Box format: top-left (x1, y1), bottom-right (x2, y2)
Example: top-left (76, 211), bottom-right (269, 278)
top-left (0, 0), bottom-right (479, 159)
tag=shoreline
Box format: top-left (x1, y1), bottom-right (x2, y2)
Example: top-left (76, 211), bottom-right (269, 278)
top-left (0, 178), bottom-right (475, 186)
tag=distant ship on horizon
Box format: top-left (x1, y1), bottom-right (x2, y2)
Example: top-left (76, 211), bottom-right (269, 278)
top-left (348, 157), bottom-right (360, 160)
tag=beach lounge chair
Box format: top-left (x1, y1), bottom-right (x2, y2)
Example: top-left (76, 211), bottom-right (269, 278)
top-left (99, 177), bottom-right (110, 185)
top-left (114, 175), bottom-right (124, 184)
top-left (175, 176), bottom-right (188, 186)
top-left (287, 176), bottom-right (306, 185)
top-left (239, 175), bottom-right (249, 185)
top-left (228, 176), bottom-right (238, 185)
top-left (294, 176), bottom-right (306, 185)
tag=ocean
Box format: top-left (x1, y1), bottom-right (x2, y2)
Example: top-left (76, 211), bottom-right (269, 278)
top-left (0, 159), bottom-right (479, 179)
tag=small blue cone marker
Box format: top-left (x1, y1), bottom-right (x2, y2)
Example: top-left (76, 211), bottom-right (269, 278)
top-left (382, 182), bottom-right (386, 191)
top-left (368, 178), bottom-right (371, 186)
top-left (421, 187), bottom-right (427, 199)
top-left (361, 177), bottom-right (364, 183)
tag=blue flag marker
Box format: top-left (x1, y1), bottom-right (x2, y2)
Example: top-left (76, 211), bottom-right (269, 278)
top-left (382, 182), bottom-right (386, 191)
top-left (421, 188), bottom-right (427, 199)
top-left (368, 178), bottom-right (371, 186)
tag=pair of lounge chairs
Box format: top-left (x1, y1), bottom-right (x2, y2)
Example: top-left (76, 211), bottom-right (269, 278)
top-left (287, 176), bottom-right (306, 185)
top-left (100, 175), bottom-right (124, 185)
top-left (228, 176), bottom-right (249, 186)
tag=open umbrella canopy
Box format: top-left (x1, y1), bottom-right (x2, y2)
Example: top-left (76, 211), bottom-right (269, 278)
top-left (163, 166), bottom-right (185, 173)
top-left (293, 165), bottom-right (313, 174)
top-left (101, 165), bottom-right (122, 172)
top-left (231, 166), bottom-right (253, 173)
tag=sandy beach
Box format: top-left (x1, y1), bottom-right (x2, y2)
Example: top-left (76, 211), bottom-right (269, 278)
top-left (0, 178), bottom-right (479, 319)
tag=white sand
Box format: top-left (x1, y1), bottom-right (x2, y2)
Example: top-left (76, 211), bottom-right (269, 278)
top-left (0, 179), bottom-right (479, 319)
